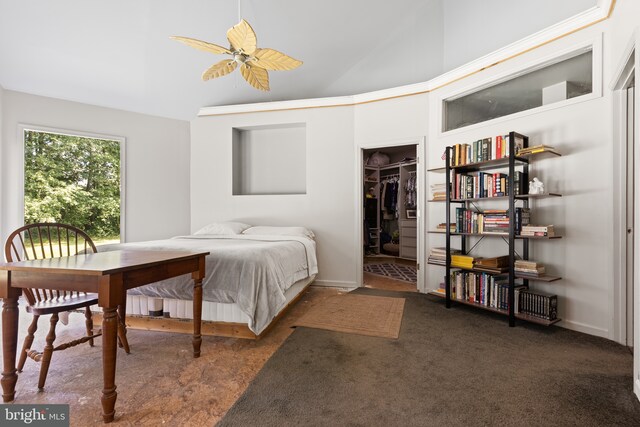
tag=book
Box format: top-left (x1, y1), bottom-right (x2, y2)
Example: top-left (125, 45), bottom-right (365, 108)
top-left (521, 225), bottom-right (555, 232)
top-left (521, 225), bottom-right (555, 237)
top-left (515, 207), bottom-right (530, 234)
top-left (451, 254), bottom-right (477, 269)
top-left (514, 260), bottom-right (543, 268)
top-left (520, 231), bottom-right (555, 237)
top-left (474, 266), bottom-right (509, 273)
top-left (515, 259), bottom-right (546, 275)
top-left (450, 270), bottom-right (509, 306)
top-left (428, 247), bottom-right (461, 265)
top-left (472, 259), bottom-right (510, 273)
top-left (518, 290), bottom-right (558, 320)
top-left (431, 182), bottom-right (448, 200)
top-left (437, 223), bottom-right (456, 231)
top-left (513, 134), bottom-right (524, 156)
top-left (517, 145), bottom-right (557, 156)
top-left (476, 256), bottom-right (509, 268)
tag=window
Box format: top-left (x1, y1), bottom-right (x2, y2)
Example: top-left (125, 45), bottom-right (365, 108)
top-left (232, 123), bottom-right (307, 195)
top-left (443, 48), bottom-right (594, 132)
top-left (23, 129), bottom-right (123, 245)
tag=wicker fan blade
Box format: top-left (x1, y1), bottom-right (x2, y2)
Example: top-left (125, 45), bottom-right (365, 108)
top-left (202, 59), bottom-right (238, 81)
top-left (227, 19), bottom-right (257, 55)
top-left (252, 48), bottom-right (303, 71)
top-left (240, 63), bottom-right (270, 91)
top-left (170, 36), bottom-right (231, 55)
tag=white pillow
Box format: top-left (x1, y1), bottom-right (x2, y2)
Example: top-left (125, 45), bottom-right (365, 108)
top-left (193, 221), bottom-right (252, 235)
top-left (242, 226), bottom-right (315, 240)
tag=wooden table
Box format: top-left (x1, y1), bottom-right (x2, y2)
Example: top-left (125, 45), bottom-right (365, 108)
top-left (0, 249), bottom-right (209, 423)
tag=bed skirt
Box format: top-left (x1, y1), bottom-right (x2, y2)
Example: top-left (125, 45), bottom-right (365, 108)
top-left (92, 275), bottom-right (316, 339)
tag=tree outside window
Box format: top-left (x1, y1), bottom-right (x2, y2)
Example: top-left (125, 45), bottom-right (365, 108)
top-left (24, 130), bottom-right (122, 244)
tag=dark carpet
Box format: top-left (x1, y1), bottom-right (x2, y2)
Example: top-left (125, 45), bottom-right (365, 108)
top-left (218, 288), bottom-right (640, 426)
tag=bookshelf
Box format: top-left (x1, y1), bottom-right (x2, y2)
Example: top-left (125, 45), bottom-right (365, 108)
top-left (428, 132), bottom-right (562, 327)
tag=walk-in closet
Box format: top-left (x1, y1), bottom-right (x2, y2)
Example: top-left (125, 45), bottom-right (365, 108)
top-left (363, 144), bottom-right (418, 291)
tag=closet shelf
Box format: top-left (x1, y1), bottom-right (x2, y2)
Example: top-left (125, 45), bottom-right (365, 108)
top-left (379, 162), bottom-right (402, 171)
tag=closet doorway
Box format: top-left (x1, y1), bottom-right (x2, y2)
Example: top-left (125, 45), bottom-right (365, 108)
top-left (362, 144), bottom-right (419, 292)
top-left (626, 77), bottom-right (635, 349)
top-left (614, 48), bottom-right (636, 350)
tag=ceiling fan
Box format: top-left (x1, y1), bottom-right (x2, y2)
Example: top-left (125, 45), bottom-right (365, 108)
top-left (171, 19), bottom-right (302, 91)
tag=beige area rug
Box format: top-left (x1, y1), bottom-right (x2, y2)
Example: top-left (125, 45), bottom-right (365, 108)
top-left (293, 293), bottom-right (405, 339)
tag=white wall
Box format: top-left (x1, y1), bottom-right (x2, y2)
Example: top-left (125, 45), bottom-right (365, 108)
top-left (190, 2), bottom-right (640, 342)
top-left (428, 22), bottom-right (614, 338)
top-left (442, 0), bottom-right (597, 71)
top-left (190, 106), bottom-right (357, 288)
top-left (608, 0), bottom-right (640, 63)
top-left (607, 0), bottom-right (640, 401)
top-left (191, 94), bottom-right (431, 290)
top-left (354, 94), bottom-right (429, 143)
top-left (0, 91), bottom-right (191, 244)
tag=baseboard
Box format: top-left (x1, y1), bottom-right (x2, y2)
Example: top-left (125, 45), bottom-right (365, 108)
top-left (558, 319), bottom-right (609, 338)
top-left (313, 280), bottom-right (358, 290)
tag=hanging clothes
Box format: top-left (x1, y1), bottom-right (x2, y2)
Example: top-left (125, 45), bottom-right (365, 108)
top-left (381, 176), bottom-right (399, 219)
top-left (405, 173), bottom-right (417, 209)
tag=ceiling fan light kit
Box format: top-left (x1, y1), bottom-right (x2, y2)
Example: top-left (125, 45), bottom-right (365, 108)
top-left (171, 19), bottom-right (302, 91)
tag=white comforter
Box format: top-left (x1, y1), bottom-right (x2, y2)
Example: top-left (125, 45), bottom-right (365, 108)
top-left (99, 234), bottom-right (318, 333)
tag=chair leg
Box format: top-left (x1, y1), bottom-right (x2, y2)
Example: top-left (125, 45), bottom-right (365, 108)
top-left (38, 313), bottom-right (58, 390)
top-left (18, 315), bottom-right (39, 372)
top-left (117, 304), bottom-right (130, 354)
top-left (85, 307), bottom-right (94, 347)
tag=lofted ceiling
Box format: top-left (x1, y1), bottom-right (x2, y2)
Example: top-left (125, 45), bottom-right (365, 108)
top-left (0, 0), bottom-right (597, 120)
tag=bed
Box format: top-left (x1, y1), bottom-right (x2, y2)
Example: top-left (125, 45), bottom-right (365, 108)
top-left (95, 223), bottom-right (318, 339)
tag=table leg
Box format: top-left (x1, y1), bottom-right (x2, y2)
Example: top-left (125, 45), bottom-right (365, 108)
top-left (117, 304), bottom-right (130, 354)
top-left (1, 296), bottom-right (19, 402)
top-left (101, 307), bottom-right (118, 423)
top-left (192, 278), bottom-right (202, 358)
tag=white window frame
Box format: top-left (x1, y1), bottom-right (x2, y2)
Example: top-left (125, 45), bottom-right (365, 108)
top-left (438, 35), bottom-right (603, 137)
top-left (18, 124), bottom-right (127, 242)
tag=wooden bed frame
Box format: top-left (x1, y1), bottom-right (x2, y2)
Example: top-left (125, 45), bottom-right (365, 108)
top-left (92, 281), bottom-right (312, 340)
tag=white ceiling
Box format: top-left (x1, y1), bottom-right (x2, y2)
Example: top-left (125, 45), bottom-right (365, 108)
top-left (0, 0), bottom-right (597, 120)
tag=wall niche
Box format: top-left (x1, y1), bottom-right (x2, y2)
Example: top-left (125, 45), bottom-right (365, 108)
top-left (232, 123), bottom-right (307, 195)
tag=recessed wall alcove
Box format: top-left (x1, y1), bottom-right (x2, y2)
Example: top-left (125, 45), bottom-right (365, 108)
top-left (232, 123), bottom-right (307, 195)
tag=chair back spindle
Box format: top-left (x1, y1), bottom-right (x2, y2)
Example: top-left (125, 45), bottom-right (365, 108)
top-left (4, 223), bottom-right (98, 306)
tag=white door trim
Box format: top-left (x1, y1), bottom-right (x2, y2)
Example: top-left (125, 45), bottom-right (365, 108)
top-left (611, 27), bottom-right (636, 345)
top-left (634, 29), bottom-right (640, 403)
top-left (612, 27), bottom-right (640, 402)
top-left (17, 124), bottom-right (127, 242)
top-left (355, 136), bottom-right (427, 292)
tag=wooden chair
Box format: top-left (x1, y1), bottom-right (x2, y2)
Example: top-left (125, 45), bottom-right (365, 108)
top-left (4, 222), bottom-right (130, 390)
